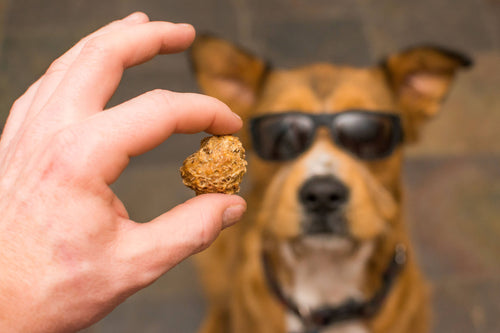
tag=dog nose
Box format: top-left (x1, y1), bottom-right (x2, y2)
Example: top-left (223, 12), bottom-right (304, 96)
top-left (299, 175), bottom-right (349, 213)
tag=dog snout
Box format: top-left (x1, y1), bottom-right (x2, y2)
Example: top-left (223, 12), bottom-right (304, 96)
top-left (299, 176), bottom-right (350, 235)
top-left (299, 175), bottom-right (349, 213)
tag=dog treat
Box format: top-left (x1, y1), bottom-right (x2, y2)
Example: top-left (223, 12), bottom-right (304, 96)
top-left (180, 135), bottom-right (247, 195)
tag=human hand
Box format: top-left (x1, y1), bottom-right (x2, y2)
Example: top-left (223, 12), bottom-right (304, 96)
top-left (0, 12), bottom-right (246, 333)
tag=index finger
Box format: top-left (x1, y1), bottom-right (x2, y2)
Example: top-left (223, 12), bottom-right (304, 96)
top-left (78, 90), bottom-right (242, 184)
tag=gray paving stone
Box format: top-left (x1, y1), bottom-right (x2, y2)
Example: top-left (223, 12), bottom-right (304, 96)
top-left (5, 0), bottom-right (118, 32)
top-left (241, 0), bottom-right (362, 21)
top-left (357, 0), bottom-right (497, 59)
top-left (240, 0), bottom-right (371, 67)
top-left (123, 0), bottom-right (239, 39)
top-left (405, 155), bottom-right (500, 277)
top-left (0, 0), bottom-right (8, 56)
top-left (405, 155), bottom-right (500, 331)
top-left (479, 0), bottom-right (500, 49)
top-left (432, 278), bottom-right (500, 333)
top-left (110, 163), bottom-right (193, 222)
top-left (81, 259), bottom-right (206, 333)
top-left (251, 17), bottom-right (372, 68)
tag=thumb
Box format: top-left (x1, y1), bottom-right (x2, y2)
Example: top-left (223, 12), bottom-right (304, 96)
top-left (120, 194), bottom-right (246, 283)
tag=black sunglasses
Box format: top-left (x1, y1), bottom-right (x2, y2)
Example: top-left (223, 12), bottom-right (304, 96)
top-left (249, 110), bottom-right (404, 161)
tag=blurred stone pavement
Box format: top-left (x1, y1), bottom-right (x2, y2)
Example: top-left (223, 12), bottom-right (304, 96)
top-left (1, 0), bottom-right (499, 332)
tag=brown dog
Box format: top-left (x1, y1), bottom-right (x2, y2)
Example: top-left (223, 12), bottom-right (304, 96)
top-left (190, 36), bottom-right (471, 333)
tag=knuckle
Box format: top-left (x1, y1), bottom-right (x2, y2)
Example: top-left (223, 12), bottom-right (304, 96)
top-left (44, 127), bottom-right (84, 176)
top-left (51, 127), bottom-right (81, 152)
top-left (45, 57), bottom-right (69, 77)
top-left (11, 95), bottom-right (26, 110)
top-left (80, 37), bottom-right (113, 59)
top-left (145, 89), bottom-right (174, 109)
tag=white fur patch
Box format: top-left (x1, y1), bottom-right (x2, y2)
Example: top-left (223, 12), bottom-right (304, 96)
top-left (303, 143), bottom-right (339, 178)
top-left (282, 241), bottom-right (374, 333)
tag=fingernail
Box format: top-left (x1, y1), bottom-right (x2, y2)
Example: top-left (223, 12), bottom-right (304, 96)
top-left (232, 111), bottom-right (242, 121)
top-left (222, 204), bottom-right (246, 228)
top-left (177, 23), bottom-right (194, 29)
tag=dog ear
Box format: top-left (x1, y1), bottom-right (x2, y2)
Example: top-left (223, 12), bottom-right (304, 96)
top-left (381, 45), bottom-right (472, 141)
top-left (190, 35), bottom-right (270, 117)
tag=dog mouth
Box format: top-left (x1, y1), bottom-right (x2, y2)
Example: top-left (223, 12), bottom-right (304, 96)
top-left (263, 215), bottom-right (358, 259)
top-left (290, 218), bottom-right (359, 258)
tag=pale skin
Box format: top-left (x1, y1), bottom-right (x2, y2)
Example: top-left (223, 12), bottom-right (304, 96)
top-left (0, 12), bottom-right (246, 333)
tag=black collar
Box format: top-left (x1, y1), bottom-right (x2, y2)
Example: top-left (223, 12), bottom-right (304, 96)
top-left (262, 243), bottom-right (407, 333)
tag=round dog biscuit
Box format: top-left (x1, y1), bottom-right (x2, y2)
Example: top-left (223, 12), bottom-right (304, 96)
top-left (180, 135), bottom-right (247, 195)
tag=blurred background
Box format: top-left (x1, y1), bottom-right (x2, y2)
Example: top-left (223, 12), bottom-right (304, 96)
top-left (0, 0), bottom-right (499, 332)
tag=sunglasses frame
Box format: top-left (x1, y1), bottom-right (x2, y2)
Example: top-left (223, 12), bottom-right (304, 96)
top-left (249, 110), bottom-right (405, 161)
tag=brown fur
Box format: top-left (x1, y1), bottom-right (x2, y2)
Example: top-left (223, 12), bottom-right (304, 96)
top-left (190, 36), bottom-right (471, 333)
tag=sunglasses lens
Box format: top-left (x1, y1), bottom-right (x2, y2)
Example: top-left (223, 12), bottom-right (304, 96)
top-left (334, 113), bottom-right (398, 159)
top-left (251, 114), bottom-right (315, 160)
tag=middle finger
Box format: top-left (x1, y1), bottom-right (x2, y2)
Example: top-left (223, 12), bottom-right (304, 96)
top-left (29, 13), bottom-right (150, 113)
top-left (40, 22), bottom-right (196, 122)
top-left (4, 13), bottom-right (150, 145)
